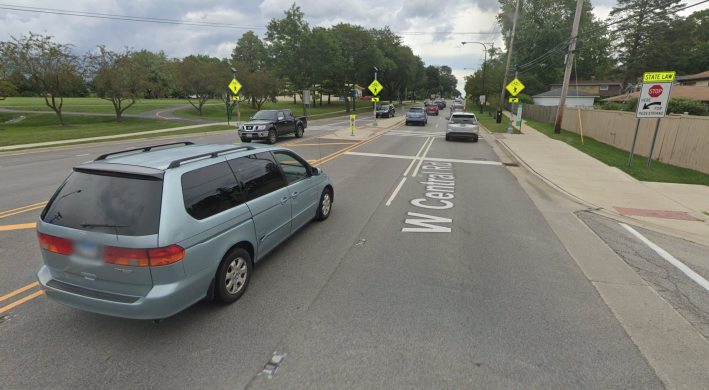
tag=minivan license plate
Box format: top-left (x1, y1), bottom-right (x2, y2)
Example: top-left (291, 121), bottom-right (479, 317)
top-left (76, 242), bottom-right (100, 259)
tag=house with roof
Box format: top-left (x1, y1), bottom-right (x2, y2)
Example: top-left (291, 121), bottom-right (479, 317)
top-left (601, 86), bottom-right (709, 103)
top-left (548, 79), bottom-right (623, 95)
top-left (679, 71), bottom-right (709, 87)
top-left (533, 88), bottom-right (598, 108)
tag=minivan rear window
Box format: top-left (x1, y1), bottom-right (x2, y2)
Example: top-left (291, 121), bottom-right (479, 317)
top-left (41, 171), bottom-right (163, 236)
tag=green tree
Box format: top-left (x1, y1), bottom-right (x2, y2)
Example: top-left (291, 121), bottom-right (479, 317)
top-left (132, 49), bottom-right (176, 98)
top-left (178, 55), bottom-right (231, 116)
top-left (85, 46), bottom-right (149, 122)
top-left (232, 31), bottom-right (268, 72)
top-left (0, 53), bottom-right (16, 100)
top-left (1, 33), bottom-right (84, 127)
top-left (609, 0), bottom-right (684, 85)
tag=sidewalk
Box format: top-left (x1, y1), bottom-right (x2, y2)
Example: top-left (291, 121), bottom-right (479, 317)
top-left (490, 110), bottom-right (709, 246)
top-left (0, 122), bottom-right (232, 152)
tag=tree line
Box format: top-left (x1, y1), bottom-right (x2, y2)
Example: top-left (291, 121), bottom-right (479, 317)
top-left (0, 3), bottom-right (460, 127)
top-left (464, 0), bottom-right (708, 104)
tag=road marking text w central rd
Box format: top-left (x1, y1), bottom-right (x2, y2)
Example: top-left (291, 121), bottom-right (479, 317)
top-left (402, 212), bottom-right (452, 233)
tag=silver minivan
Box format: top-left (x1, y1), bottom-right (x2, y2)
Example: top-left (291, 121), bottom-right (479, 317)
top-left (36, 142), bottom-right (334, 320)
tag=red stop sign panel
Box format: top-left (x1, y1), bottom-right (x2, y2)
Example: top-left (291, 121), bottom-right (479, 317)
top-left (648, 85), bottom-right (663, 98)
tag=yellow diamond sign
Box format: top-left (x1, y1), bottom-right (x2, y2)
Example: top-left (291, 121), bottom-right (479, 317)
top-left (228, 79), bottom-right (242, 95)
top-left (368, 80), bottom-right (383, 96)
top-left (505, 78), bottom-right (525, 96)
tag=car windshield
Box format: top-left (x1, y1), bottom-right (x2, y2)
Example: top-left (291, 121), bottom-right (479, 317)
top-left (252, 111), bottom-right (277, 120)
top-left (378, 105), bottom-right (389, 110)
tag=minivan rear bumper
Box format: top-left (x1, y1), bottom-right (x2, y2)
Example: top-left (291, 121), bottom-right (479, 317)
top-left (37, 262), bottom-right (216, 320)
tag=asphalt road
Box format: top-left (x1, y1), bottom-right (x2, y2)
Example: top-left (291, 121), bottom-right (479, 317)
top-left (0, 108), bottom-right (672, 388)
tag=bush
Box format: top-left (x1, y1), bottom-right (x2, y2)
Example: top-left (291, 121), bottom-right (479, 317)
top-left (601, 102), bottom-right (625, 111)
top-left (625, 97), bottom-right (639, 112)
top-left (517, 93), bottom-right (534, 105)
top-left (667, 97), bottom-right (709, 116)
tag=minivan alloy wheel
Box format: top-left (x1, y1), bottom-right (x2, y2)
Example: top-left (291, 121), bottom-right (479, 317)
top-left (225, 257), bottom-right (247, 295)
top-left (321, 193), bottom-right (331, 216)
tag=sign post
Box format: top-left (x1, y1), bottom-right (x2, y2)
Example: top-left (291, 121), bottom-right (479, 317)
top-left (350, 114), bottom-right (356, 136)
top-left (505, 78), bottom-right (525, 133)
top-left (228, 78), bottom-right (242, 126)
top-left (368, 69), bottom-right (383, 126)
top-left (629, 71), bottom-right (675, 168)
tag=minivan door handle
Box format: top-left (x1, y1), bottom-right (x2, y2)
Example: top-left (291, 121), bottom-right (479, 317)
top-left (291, 191), bottom-right (299, 199)
top-left (280, 196), bottom-right (289, 204)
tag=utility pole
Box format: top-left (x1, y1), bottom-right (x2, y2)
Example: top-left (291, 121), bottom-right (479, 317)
top-left (554, 0), bottom-right (584, 134)
top-left (498, 0), bottom-right (520, 123)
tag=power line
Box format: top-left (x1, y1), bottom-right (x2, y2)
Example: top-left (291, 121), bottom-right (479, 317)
top-left (0, 3), bottom-right (497, 36)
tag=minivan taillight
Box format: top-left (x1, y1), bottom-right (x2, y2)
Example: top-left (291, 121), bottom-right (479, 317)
top-left (103, 244), bottom-right (185, 267)
top-left (37, 232), bottom-right (73, 255)
top-left (148, 245), bottom-right (185, 266)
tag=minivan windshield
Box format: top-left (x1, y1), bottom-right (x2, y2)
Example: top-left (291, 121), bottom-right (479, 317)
top-left (251, 111), bottom-right (277, 121)
top-left (41, 171), bottom-right (163, 236)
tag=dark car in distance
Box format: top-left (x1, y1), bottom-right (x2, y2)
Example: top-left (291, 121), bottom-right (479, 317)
top-left (376, 104), bottom-right (396, 118)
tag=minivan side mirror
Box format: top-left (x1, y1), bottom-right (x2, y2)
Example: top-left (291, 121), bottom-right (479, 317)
top-left (312, 167), bottom-right (322, 176)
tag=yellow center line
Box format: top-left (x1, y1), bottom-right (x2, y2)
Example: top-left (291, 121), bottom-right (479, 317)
top-left (0, 223), bottom-right (37, 231)
top-left (0, 290), bottom-right (44, 315)
top-left (313, 135), bottom-right (383, 167)
top-left (0, 202), bottom-right (47, 217)
top-left (0, 282), bottom-right (39, 303)
top-left (0, 205), bottom-right (46, 219)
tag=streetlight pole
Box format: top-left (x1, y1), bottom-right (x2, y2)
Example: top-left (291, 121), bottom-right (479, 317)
top-left (462, 42), bottom-right (488, 115)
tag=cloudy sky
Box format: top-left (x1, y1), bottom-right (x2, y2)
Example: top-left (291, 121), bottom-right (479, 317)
top-left (1, 0), bottom-right (706, 94)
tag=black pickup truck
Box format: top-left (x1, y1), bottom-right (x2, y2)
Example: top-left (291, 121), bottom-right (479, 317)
top-left (238, 109), bottom-right (307, 144)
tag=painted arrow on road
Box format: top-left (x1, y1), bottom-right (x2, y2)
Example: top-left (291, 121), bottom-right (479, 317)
top-left (643, 102), bottom-right (662, 109)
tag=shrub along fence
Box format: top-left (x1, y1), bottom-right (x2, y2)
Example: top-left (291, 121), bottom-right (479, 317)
top-left (524, 105), bottom-right (709, 174)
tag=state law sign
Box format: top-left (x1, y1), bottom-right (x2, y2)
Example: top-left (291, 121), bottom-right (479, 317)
top-left (636, 82), bottom-right (672, 119)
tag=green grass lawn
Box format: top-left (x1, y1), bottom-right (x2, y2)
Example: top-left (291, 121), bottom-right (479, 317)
top-left (174, 100), bottom-right (419, 122)
top-left (0, 112), bottom-right (227, 147)
top-left (523, 118), bottom-right (709, 186)
top-left (475, 105), bottom-right (521, 134)
top-left (0, 97), bottom-right (223, 115)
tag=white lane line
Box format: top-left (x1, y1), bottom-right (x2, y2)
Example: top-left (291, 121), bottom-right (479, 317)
top-left (345, 152), bottom-right (502, 165)
top-left (411, 137), bottom-right (434, 177)
top-left (75, 153), bottom-right (90, 157)
top-left (403, 137), bottom-right (431, 176)
top-left (436, 124), bottom-right (439, 127)
top-left (620, 223), bottom-right (709, 293)
top-left (386, 177), bottom-right (407, 206)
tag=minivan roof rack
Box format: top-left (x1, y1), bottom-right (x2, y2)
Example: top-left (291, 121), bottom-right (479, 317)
top-left (167, 146), bottom-right (255, 169)
top-left (95, 142), bottom-right (195, 161)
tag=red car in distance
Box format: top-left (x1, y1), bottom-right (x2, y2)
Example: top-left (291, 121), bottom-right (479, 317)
top-left (425, 104), bottom-right (439, 116)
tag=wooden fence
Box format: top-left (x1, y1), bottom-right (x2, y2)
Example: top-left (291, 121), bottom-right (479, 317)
top-left (534, 107), bottom-right (709, 174)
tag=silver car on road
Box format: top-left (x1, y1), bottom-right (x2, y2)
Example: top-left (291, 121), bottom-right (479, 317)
top-left (36, 142), bottom-right (334, 320)
top-left (446, 113), bottom-right (480, 142)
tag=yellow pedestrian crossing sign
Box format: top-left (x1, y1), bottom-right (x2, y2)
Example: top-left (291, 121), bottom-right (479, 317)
top-left (509, 98), bottom-right (519, 103)
top-left (505, 78), bottom-right (525, 96)
top-left (368, 80), bottom-right (383, 96)
top-left (228, 79), bottom-right (242, 95)
top-left (371, 97), bottom-right (379, 102)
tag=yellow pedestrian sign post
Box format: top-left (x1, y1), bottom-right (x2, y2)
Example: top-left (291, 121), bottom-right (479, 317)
top-left (509, 97), bottom-right (519, 103)
top-left (371, 97), bottom-right (379, 102)
top-left (350, 115), bottom-right (356, 136)
top-left (228, 79), bottom-right (242, 95)
top-left (505, 78), bottom-right (525, 96)
top-left (368, 80), bottom-right (383, 96)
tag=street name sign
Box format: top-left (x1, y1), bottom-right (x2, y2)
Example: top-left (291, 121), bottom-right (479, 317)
top-left (643, 72), bottom-right (676, 83)
top-left (368, 80), bottom-right (383, 96)
top-left (505, 78), bottom-right (525, 96)
top-left (509, 97), bottom-right (519, 103)
top-left (636, 82), bottom-right (672, 119)
top-left (228, 79), bottom-right (242, 95)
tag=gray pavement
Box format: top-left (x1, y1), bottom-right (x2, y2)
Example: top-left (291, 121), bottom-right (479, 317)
top-left (0, 110), bottom-right (682, 388)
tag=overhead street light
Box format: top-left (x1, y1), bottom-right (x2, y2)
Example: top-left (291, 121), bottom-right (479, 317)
top-left (462, 41), bottom-right (489, 114)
